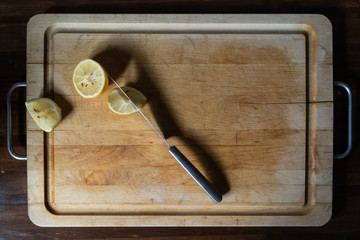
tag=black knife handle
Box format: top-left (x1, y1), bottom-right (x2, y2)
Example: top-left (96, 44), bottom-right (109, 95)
top-left (169, 146), bottom-right (222, 203)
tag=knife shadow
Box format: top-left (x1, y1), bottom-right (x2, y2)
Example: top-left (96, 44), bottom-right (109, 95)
top-left (92, 46), bottom-right (230, 196)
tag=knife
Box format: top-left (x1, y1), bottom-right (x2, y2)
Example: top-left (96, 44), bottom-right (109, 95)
top-left (107, 73), bottom-right (222, 203)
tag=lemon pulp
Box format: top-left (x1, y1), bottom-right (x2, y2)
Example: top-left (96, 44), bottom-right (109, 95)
top-left (73, 59), bottom-right (108, 98)
top-left (25, 98), bottom-right (62, 132)
top-left (107, 86), bottom-right (147, 115)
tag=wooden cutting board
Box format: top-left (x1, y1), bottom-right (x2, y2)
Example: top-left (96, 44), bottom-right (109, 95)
top-left (26, 14), bottom-right (333, 226)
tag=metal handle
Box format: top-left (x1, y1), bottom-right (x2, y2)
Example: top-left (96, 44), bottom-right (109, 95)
top-left (334, 81), bottom-right (352, 159)
top-left (169, 146), bottom-right (222, 203)
top-left (7, 82), bottom-right (27, 160)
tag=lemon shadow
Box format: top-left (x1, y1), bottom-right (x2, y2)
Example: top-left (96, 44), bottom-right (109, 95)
top-left (53, 91), bottom-right (73, 121)
top-left (92, 48), bottom-right (131, 89)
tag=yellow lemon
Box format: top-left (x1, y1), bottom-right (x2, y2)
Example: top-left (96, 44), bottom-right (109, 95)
top-left (107, 87), bottom-right (147, 115)
top-left (25, 98), bottom-right (62, 132)
top-left (73, 59), bottom-right (108, 98)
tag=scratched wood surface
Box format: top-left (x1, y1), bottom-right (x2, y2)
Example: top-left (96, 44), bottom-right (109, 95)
top-left (24, 14), bottom-right (333, 226)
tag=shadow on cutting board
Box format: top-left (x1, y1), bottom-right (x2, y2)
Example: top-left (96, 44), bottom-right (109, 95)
top-left (92, 47), bottom-right (230, 196)
top-left (53, 90), bottom-right (73, 121)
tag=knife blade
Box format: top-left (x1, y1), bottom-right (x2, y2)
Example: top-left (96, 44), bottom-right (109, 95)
top-left (107, 73), bottom-right (222, 203)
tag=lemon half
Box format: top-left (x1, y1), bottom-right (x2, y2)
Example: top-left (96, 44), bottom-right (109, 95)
top-left (73, 59), bottom-right (108, 98)
top-left (107, 87), bottom-right (147, 115)
top-left (25, 98), bottom-right (62, 132)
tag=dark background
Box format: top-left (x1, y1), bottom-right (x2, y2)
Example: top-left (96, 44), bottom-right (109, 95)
top-left (1, 0), bottom-right (359, 239)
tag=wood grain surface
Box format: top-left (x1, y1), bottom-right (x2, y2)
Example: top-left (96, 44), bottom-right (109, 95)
top-left (1, 0), bottom-right (360, 238)
top-left (25, 14), bottom-right (332, 226)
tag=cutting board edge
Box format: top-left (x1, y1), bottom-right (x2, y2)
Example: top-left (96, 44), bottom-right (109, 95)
top-left (27, 202), bottom-right (332, 227)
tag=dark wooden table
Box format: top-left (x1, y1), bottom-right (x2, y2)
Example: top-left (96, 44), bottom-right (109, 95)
top-left (1, 0), bottom-right (359, 239)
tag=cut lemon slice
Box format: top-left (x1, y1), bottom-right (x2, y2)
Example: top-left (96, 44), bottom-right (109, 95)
top-left (107, 87), bottom-right (147, 115)
top-left (25, 98), bottom-right (62, 132)
top-left (73, 59), bottom-right (108, 98)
